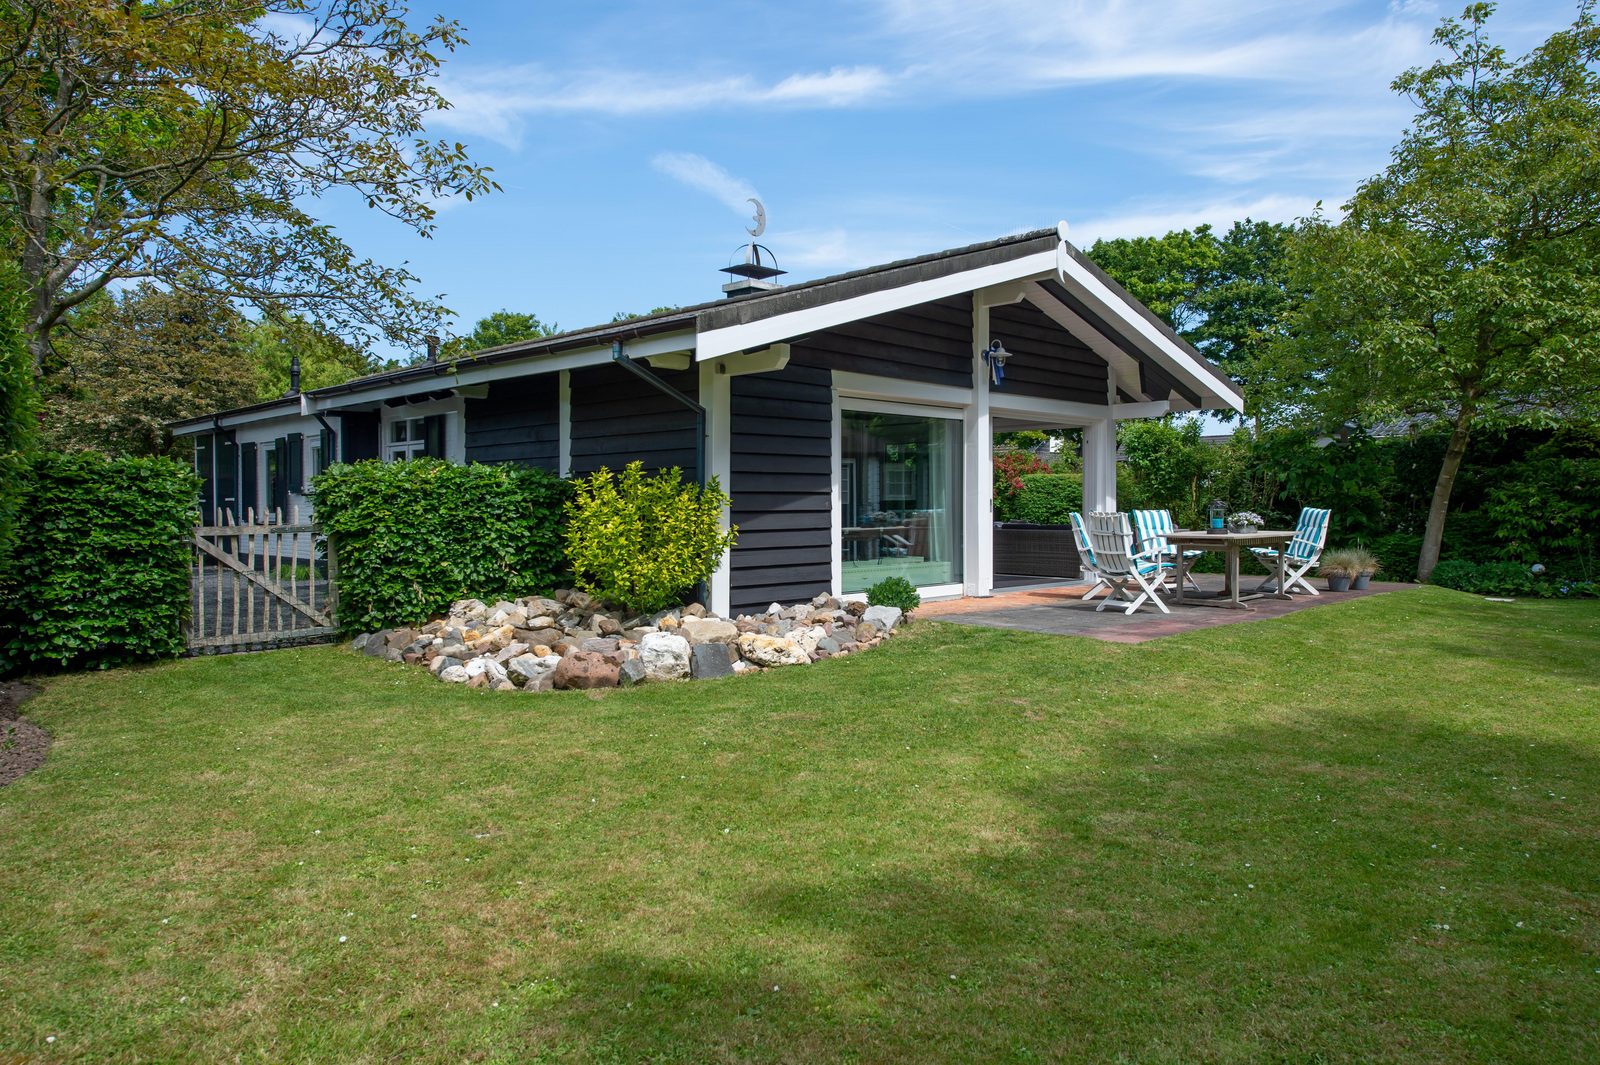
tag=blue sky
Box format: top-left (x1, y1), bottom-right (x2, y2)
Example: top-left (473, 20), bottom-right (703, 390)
top-left (301, 1), bottom-right (1579, 353)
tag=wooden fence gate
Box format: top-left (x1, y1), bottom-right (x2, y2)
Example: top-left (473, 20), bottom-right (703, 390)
top-left (188, 510), bottom-right (338, 653)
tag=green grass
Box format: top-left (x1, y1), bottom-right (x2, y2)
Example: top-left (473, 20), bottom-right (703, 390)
top-left (3, 587), bottom-right (1599, 1063)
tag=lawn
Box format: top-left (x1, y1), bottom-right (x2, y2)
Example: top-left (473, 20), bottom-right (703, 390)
top-left (2, 587), bottom-right (1598, 1063)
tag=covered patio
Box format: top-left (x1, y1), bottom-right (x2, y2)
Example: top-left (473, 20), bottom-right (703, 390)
top-left (920, 573), bottom-right (1415, 643)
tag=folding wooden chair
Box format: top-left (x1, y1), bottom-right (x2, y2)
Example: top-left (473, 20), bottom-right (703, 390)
top-left (1069, 512), bottom-right (1111, 600)
top-left (1084, 511), bottom-right (1172, 615)
top-left (1250, 507), bottom-right (1331, 595)
top-left (1130, 508), bottom-right (1202, 592)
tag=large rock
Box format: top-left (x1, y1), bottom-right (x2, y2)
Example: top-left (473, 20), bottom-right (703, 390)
top-left (638, 631), bottom-right (691, 681)
top-left (787, 625), bottom-right (826, 655)
top-left (678, 616), bottom-right (739, 646)
top-left (690, 642), bottom-right (736, 680)
top-left (682, 602), bottom-right (707, 618)
top-left (579, 637), bottom-right (620, 654)
top-left (736, 633), bottom-right (809, 667)
top-left (428, 655), bottom-right (463, 675)
top-left (515, 626), bottom-right (564, 648)
top-left (862, 605), bottom-right (903, 631)
top-left (362, 633), bottom-right (390, 657)
top-left (507, 653), bottom-right (562, 687)
top-left (438, 664), bottom-right (470, 683)
top-left (553, 651), bottom-right (619, 690)
top-left (385, 627), bottom-right (419, 650)
top-left (617, 659), bottom-right (650, 687)
top-left (595, 615), bottom-right (622, 636)
top-left (463, 656), bottom-right (508, 686)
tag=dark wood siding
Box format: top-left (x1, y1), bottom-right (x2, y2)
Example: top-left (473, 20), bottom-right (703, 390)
top-left (989, 300), bottom-right (1109, 404)
top-left (337, 410), bottom-right (381, 462)
top-left (464, 374), bottom-right (559, 471)
top-left (569, 362), bottom-right (699, 476)
top-left (787, 295), bottom-right (972, 387)
top-left (728, 362), bottom-right (833, 613)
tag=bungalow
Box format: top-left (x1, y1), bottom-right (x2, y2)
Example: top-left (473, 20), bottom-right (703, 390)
top-left (171, 223), bottom-right (1243, 616)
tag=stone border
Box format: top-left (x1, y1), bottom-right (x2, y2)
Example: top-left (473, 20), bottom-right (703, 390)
top-left (350, 592), bottom-right (906, 691)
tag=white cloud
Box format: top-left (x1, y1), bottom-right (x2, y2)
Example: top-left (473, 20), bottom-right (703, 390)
top-left (650, 153), bottom-right (760, 215)
top-left (1067, 193), bottom-right (1324, 245)
top-left (435, 65), bottom-right (889, 148)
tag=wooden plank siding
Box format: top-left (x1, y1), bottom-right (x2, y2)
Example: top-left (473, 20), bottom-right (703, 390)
top-left (569, 362), bottom-right (700, 476)
top-left (727, 362), bottom-right (834, 613)
top-left (464, 374), bottom-right (560, 470)
top-left (786, 294), bottom-right (973, 387)
top-left (988, 299), bottom-right (1109, 404)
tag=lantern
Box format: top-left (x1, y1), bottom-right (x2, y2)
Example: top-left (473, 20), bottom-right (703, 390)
top-left (1209, 499), bottom-right (1227, 532)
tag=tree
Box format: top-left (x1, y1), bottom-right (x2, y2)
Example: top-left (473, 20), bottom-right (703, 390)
top-left (1088, 220), bottom-right (1294, 416)
top-left (0, 1), bottom-right (497, 372)
top-left (1279, 3), bottom-right (1600, 581)
top-left (0, 257), bottom-right (28, 454)
top-left (441, 309), bottom-right (557, 357)
top-left (247, 314), bottom-right (391, 400)
top-left (38, 283), bottom-right (259, 457)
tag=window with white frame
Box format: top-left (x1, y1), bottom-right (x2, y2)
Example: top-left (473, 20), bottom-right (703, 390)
top-left (387, 416), bottom-right (430, 462)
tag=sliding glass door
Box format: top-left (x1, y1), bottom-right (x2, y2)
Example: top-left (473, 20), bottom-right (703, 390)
top-left (839, 408), bottom-right (962, 594)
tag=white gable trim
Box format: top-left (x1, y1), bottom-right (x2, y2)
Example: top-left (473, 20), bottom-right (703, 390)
top-left (695, 251), bottom-right (1059, 361)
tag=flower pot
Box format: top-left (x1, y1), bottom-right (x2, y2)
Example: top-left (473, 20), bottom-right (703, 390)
top-left (1226, 524), bottom-right (1260, 534)
top-left (1352, 573), bottom-right (1372, 590)
top-left (1326, 574), bottom-right (1352, 592)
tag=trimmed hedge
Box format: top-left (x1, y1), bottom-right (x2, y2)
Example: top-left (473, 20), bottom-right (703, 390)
top-left (0, 452), bottom-right (198, 673)
top-left (1010, 473), bottom-right (1084, 525)
top-left (312, 459), bottom-right (572, 630)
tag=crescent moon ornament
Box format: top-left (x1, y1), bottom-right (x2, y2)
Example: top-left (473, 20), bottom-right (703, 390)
top-left (746, 198), bottom-right (766, 238)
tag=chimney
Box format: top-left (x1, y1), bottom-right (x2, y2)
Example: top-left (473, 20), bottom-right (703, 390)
top-left (720, 242), bottom-right (786, 298)
top-left (425, 334), bottom-right (440, 363)
top-left (287, 354), bottom-right (301, 395)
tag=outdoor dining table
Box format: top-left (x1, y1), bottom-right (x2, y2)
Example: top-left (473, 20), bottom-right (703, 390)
top-left (1166, 529), bottom-right (1297, 610)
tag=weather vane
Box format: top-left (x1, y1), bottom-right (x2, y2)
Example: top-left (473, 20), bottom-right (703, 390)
top-left (746, 197), bottom-right (766, 238)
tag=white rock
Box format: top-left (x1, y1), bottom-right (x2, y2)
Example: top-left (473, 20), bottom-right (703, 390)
top-left (463, 657), bottom-right (508, 685)
top-left (862, 605), bottom-right (903, 630)
top-left (438, 665), bottom-right (470, 683)
top-left (736, 633), bottom-right (809, 667)
top-left (787, 625), bottom-right (826, 655)
top-left (507, 653), bottom-right (561, 686)
top-left (638, 631), bottom-right (691, 681)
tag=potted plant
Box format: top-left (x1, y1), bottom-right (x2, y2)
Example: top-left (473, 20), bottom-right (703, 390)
top-left (1318, 550), bottom-right (1357, 592)
top-left (1226, 510), bottom-right (1265, 534)
top-left (1347, 547), bottom-right (1380, 590)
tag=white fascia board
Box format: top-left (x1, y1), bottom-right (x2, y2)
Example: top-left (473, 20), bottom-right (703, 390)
top-left (988, 392), bottom-right (1116, 427)
top-left (307, 331), bottom-right (696, 413)
top-left (172, 403), bottom-right (303, 435)
top-left (1055, 247), bottom-right (1245, 413)
top-left (695, 251), bottom-right (1059, 361)
top-left (832, 370), bottom-right (971, 409)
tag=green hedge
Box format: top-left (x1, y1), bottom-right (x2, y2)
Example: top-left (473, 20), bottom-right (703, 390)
top-left (0, 452), bottom-right (198, 673)
top-left (1009, 473), bottom-right (1084, 525)
top-left (312, 459), bottom-right (572, 630)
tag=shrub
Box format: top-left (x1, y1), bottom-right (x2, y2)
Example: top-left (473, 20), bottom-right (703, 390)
top-left (0, 452), bottom-right (197, 673)
top-left (866, 575), bottom-right (921, 615)
top-left (1009, 473), bottom-right (1084, 525)
top-left (565, 462), bottom-right (736, 614)
top-left (312, 459), bottom-right (571, 630)
top-left (993, 450), bottom-right (1051, 521)
top-left (1428, 559), bottom-right (1597, 598)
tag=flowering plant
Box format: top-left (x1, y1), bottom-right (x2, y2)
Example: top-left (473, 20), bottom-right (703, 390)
top-left (1227, 511), bottom-right (1265, 528)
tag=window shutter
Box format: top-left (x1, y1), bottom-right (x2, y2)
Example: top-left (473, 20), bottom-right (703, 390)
top-left (423, 414), bottom-right (446, 459)
top-left (239, 442), bottom-right (259, 520)
top-left (287, 432), bottom-right (305, 491)
top-left (270, 437), bottom-right (289, 518)
top-left (318, 426), bottom-right (335, 473)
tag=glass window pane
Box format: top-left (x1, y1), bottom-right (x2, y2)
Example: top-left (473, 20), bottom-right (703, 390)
top-left (840, 409), bottom-right (962, 594)
top-left (391, 420), bottom-right (408, 443)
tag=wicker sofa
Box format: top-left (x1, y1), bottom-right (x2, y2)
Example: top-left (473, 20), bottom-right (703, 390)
top-left (992, 522), bottom-right (1081, 579)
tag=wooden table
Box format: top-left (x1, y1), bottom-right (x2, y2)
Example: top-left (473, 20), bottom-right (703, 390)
top-left (1167, 529), bottom-right (1296, 610)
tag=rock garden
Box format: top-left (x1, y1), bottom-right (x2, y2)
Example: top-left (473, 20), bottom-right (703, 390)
top-left (349, 590), bottom-right (906, 691)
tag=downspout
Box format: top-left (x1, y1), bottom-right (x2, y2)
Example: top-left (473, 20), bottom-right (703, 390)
top-left (610, 340), bottom-right (706, 486)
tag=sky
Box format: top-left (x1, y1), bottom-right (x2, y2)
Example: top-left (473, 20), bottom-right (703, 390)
top-left (303, 0), bottom-right (1581, 354)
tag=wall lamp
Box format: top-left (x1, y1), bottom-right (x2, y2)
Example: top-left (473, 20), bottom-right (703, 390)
top-left (982, 339), bottom-right (1011, 388)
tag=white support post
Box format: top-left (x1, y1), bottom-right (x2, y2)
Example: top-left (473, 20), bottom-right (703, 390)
top-left (829, 383), bottom-right (843, 598)
top-left (557, 370), bottom-right (572, 476)
top-left (701, 359), bottom-right (733, 617)
top-left (1082, 417), bottom-right (1118, 513)
top-left (964, 294), bottom-right (994, 597)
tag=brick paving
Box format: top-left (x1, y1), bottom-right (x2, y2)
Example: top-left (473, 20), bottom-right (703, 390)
top-left (919, 573), bottom-right (1414, 644)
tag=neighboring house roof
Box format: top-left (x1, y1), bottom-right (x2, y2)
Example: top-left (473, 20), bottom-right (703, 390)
top-left (171, 225), bottom-right (1243, 434)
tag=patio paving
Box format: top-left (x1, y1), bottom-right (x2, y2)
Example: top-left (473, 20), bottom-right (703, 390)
top-left (921, 573), bottom-right (1415, 643)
